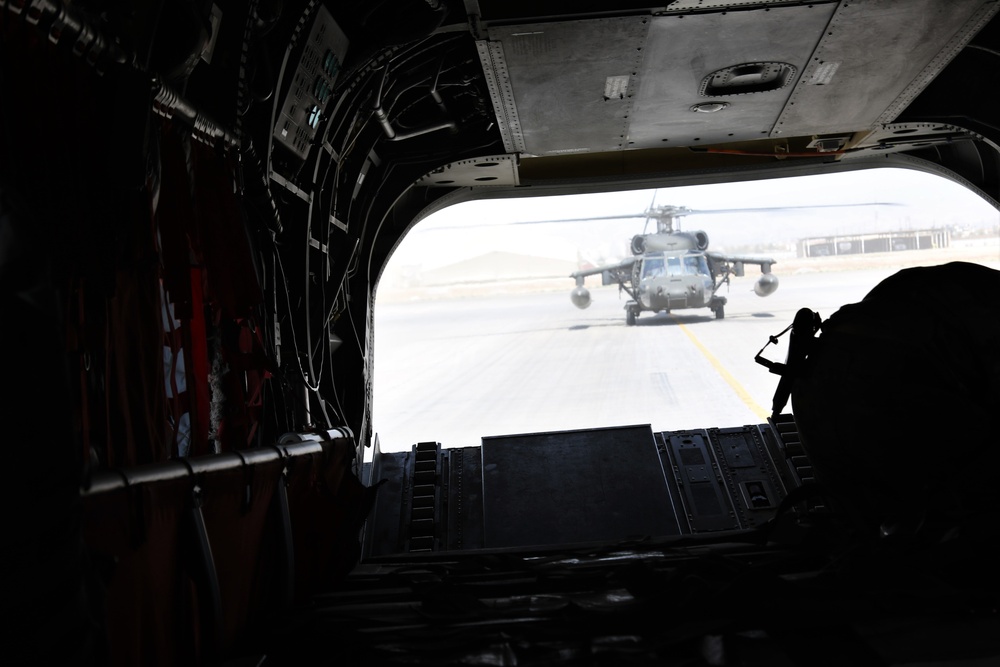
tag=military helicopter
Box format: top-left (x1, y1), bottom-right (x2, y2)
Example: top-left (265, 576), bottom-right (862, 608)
top-left (549, 198), bottom-right (902, 325)
top-left (567, 204), bottom-right (779, 324)
top-left (410, 196), bottom-right (899, 324)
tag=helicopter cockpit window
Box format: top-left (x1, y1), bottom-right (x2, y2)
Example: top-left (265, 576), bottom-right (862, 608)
top-left (642, 257), bottom-right (666, 278)
top-left (666, 257), bottom-right (684, 276)
top-left (685, 255), bottom-right (710, 276)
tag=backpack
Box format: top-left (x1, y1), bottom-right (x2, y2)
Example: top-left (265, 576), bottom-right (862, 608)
top-left (759, 262), bottom-right (1000, 541)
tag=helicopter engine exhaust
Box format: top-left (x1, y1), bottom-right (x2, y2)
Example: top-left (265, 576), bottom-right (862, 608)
top-left (754, 273), bottom-right (779, 297)
top-left (630, 235), bottom-right (646, 254)
top-left (571, 286), bottom-right (592, 309)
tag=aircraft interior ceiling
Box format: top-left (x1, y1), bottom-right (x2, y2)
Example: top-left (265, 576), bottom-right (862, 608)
top-left (2, 1), bottom-right (1000, 664)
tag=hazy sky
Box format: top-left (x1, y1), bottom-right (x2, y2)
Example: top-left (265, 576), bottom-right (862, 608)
top-left (386, 168), bottom-right (1000, 272)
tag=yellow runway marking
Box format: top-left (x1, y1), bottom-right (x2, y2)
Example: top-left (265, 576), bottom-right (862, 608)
top-left (672, 316), bottom-right (771, 421)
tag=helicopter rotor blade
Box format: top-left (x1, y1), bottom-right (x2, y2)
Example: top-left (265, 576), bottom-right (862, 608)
top-left (508, 213), bottom-right (651, 224)
top-left (418, 201), bottom-right (902, 231)
top-left (678, 202), bottom-right (904, 216)
top-left (422, 213), bottom-right (650, 230)
top-left (501, 202), bottom-right (903, 226)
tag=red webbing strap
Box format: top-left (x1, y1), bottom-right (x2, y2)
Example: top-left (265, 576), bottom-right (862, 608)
top-left (154, 128), bottom-right (195, 321)
top-left (190, 144), bottom-right (262, 319)
top-left (243, 364), bottom-right (269, 447)
top-left (101, 195), bottom-right (170, 466)
top-left (185, 266), bottom-right (212, 457)
top-left (154, 126), bottom-right (211, 456)
top-left (221, 319), bottom-right (272, 450)
top-left (162, 286), bottom-right (187, 456)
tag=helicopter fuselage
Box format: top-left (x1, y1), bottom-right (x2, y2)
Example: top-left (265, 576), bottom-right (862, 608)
top-left (569, 227), bottom-right (776, 323)
top-left (634, 251), bottom-right (719, 313)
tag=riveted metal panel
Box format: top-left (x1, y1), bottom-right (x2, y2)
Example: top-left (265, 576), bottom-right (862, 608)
top-left (415, 155), bottom-right (519, 187)
top-left (775, 0), bottom-right (1000, 136)
top-left (488, 17), bottom-right (650, 156)
top-left (628, 4), bottom-right (835, 149)
top-left (663, 0), bottom-right (830, 10)
top-left (481, 425), bottom-right (680, 549)
top-left (475, 41), bottom-right (525, 154)
top-left (662, 431), bottom-right (739, 533)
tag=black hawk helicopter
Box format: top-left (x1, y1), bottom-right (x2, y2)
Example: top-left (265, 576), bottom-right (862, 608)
top-left (565, 204), bottom-right (779, 324)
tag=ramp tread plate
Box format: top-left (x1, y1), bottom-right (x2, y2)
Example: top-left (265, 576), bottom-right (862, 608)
top-left (482, 425), bottom-right (680, 549)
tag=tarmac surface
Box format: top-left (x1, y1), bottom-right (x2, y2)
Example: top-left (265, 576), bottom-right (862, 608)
top-left (369, 246), bottom-right (999, 455)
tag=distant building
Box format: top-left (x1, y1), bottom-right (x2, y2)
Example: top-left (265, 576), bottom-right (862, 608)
top-left (797, 228), bottom-right (950, 258)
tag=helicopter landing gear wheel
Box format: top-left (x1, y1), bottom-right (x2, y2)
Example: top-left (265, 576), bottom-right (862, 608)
top-left (626, 306), bottom-right (637, 326)
top-left (714, 304), bottom-right (725, 320)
